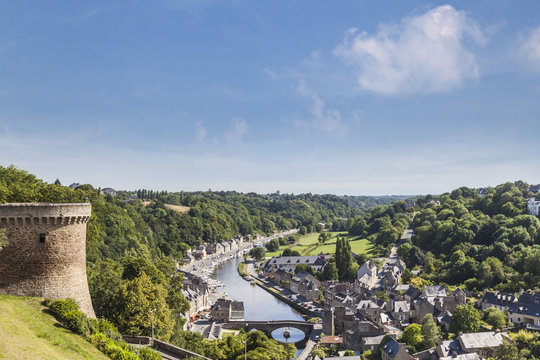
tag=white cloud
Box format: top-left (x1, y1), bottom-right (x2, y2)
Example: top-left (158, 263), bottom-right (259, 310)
top-left (333, 5), bottom-right (486, 95)
top-left (195, 121), bottom-right (206, 142)
top-left (295, 80), bottom-right (348, 136)
top-left (224, 118), bottom-right (249, 144)
top-left (520, 26), bottom-right (540, 71)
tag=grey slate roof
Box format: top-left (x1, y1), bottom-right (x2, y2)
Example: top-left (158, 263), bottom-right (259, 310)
top-left (381, 338), bottom-right (401, 359)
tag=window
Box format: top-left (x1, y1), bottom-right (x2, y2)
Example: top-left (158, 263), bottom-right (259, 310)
top-left (39, 233), bottom-right (46, 243)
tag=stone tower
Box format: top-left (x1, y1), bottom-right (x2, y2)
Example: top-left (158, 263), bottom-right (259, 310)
top-left (0, 203), bottom-right (95, 317)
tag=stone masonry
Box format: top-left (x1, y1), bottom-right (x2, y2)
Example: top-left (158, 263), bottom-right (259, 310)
top-left (0, 203), bottom-right (95, 317)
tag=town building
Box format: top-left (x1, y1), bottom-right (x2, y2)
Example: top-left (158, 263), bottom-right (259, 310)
top-left (210, 298), bottom-right (245, 322)
top-left (479, 291), bottom-right (517, 311)
top-left (261, 254), bottom-right (331, 274)
top-left (507, 292), bottom-right (540, 329)
top-left (381, 338), bottom-right (412, 360)
top-left (527, 198), bottom-right (540, 216)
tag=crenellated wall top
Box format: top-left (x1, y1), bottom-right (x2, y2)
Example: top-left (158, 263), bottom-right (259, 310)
top-left (0, 203), bottom-right (91, 221)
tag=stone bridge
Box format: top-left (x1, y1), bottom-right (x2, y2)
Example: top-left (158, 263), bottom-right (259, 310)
top-left (221, 320), bottom-right (314, 348)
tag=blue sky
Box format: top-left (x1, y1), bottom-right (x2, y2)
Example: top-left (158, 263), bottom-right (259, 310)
top-left (1, 1), bottom-right (539, 195)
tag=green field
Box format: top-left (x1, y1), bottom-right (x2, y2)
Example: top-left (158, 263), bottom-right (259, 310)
top-left (0, 295), bottom-right (109, 360)
top-left (307, 236), bottom-right (373, 255)
top-left (264, 232), bottom-right (372, 257)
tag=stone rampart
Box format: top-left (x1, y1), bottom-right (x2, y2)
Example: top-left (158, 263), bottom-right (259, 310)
top-left (0, 203), bottom-right (95, 317)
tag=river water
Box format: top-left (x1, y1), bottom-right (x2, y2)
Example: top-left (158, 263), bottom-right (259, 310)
top-left (212, 257), bottom-right (306, 344)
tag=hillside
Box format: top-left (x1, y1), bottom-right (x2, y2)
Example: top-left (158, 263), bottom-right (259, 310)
top-left (0, 295), bottom-right (109, 360)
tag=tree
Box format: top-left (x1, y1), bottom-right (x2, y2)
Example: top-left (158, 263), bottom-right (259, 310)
top-left (496, 340), bottom-right (519, 360)
top-left (483, 308), bottom-right (507, 330)
top-left (117, 273), bottom-right (174, 341)
top-left (450, 305), bottom-right (482, 334)
top-left (282, 248), bottom-right (300, 256)
top-left (421, 314), bottom-right (439, 350)
top-left (54, 178), bottom-right (61, 185)
top-left (400, 324), bottom-right (423, 352)
top-left (265, 239), bottom-right (280, 252)
top-left (249, 247), bottom-right (266, 261)
top-left (335, 236), bottom-right (355, 281)
top-left (321, 261), bottom-right (338, 281)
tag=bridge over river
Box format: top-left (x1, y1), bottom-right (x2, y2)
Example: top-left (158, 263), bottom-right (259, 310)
top-left (221, 320), bottom-right (314, 348)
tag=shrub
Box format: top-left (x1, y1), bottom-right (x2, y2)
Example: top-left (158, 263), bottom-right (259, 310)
top-left (139, 347), bottom-right (161, 360)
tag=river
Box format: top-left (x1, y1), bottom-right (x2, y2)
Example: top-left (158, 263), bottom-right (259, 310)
top-left (212, 256), bottom-right (306, 344)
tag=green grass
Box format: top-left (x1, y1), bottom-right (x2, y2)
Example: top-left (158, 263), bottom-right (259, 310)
top-left (307, 236), bottom-right (373, 256)
top-left (237, 262), bottom-right (248, 277)
top-left (264, 232), bottom-right (373, 258)
top-left (0, 295), bottom-right (109, 360)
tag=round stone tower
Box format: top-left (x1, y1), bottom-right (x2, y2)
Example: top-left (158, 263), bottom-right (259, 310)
top-left (0, 203), bottom-right (95, 317)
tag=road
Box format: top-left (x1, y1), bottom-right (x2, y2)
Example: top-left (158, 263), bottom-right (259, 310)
top-left (296, 324), bottom-right (322, 360)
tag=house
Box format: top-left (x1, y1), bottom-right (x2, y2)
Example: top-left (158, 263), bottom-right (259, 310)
top-left (362, 334), bottom-right (386, 352)
top-left (528, 198), bottom-right (540, 216)
top-left (68, 183), bottom-right (81, 189)
top-left (262, 255), bottom-right (330, 274)
top-left (391, 300), bottom-right (412, 327)
top-left (290, 271), bottom-right (321, 301)
top-left (356, 300), bottom-right (381, 324)
top-left (381, 338), bottom-right (412, 360)
top-left (273, 268), bottom-right (292, 285)
top-left (323, 306), bottom-right (357, 336)
top-left (343, 319), bottom-right (385, 350)
top-left (479, 291), bottom-right (517, 311)
top-left (436, 310), bottom-right (452, 332)
top-left (530, 184), bottom-right (540, 193)
top-left (101, 187), bottom-right (117, 196)
top-left (210, 299), bottom-right (245, 322)
top-left (457, 331), bottom-right (509, 358)
top-left (206, 242), bottom-right (225, 255)
top-left (357, 261), bottom-right (378, 281)
top-left (228, 239), bottom-right (237, 251)
top-left (414, 297), bottom-right (435, 324)
top-left (193, 245), bottom-right (207, 259)
top-left (221, 241), bottom-right (231, 253)
top-left (507, 292), bottom-right (540, 329)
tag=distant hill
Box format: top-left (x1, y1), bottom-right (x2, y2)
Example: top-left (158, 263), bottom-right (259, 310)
top-left (344, 195), bottom-right (414, 209)
top-left (0, 295), bottom-right (109, 360)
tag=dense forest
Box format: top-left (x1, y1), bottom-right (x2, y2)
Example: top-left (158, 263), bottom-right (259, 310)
top-left (342, 181), bottom-right (540, 292)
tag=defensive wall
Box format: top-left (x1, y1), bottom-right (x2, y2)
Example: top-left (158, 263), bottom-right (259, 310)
top-left (0, 203), bottom-right (95, 317)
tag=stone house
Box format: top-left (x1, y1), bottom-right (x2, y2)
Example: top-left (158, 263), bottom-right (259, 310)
top-left (273, 268), bottom-right (292, 285)
top-left (479, 291), bottom-right (517, 311)
top-left (507, 292), bottom-right (540, 328)
top-left (221, 241), bottom-right (231, 253)
top-left (457, 331), bottom-right (510, 358)
top-left (193, 245), bottom-right (207, 259)
top-left (210, 298), bottom-right (245, 322)
top-left (381, 338), bottom-right (412, 360)
top-left (356, 300), bottom-right (381, 324)
top-left (206, 242), bottom-right (225, 255)
top-left (228, 239), bottom-right (237, 251)
top-left (391, 300), bottom-right (412, 326)
top-left (290, 271), bottom-right (321, 301)
top-left (262, 255), bottom-right (330, 274)
top-left (356, 260), bottom-right (378, 289)
top-left (343, 319), bottom-right (385, 350)
top-left (362, 334), bottom-right (387, 352)
top-left (323, 306), bottom-right (357, 335)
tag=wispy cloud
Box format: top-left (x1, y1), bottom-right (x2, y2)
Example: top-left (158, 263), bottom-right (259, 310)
top-left (224, 118), bottom-right (249, 144)
top-left (195, 121), bottom-right (206, 142)
top-left (334, 5), bottom-right (487, 95)
top-left (519, 26), bottom-right (540, 71)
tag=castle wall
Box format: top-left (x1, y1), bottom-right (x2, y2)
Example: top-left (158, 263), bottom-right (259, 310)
top-left (0, 203), bottom-right (95, 317)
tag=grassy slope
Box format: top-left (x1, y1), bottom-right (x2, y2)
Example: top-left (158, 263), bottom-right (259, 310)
top-left (0, 295), bottom-right (109, 360)
top-left (265, 232), bottom-right (373, 257)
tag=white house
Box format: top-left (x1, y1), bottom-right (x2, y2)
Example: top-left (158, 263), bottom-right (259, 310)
top-left (528, 198), bottom-right (540, 216)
